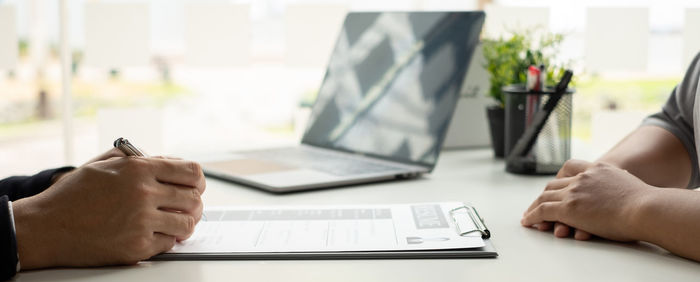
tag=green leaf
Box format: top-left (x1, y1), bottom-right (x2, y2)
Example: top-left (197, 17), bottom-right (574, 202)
top-left (482, 28), bottom-right (573, 107)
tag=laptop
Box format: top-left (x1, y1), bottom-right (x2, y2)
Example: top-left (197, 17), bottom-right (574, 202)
top-left (202, 11), bottom-right (485, 193)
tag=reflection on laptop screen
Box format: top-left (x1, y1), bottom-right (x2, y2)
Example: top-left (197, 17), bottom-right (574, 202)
top-left (301, 12), bottom-right (484, 168)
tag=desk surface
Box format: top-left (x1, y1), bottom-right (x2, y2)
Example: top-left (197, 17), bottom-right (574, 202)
top-left (17, 150), bottom-right (700, 281)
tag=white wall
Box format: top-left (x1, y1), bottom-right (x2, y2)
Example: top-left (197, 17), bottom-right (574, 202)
top-left (0, 5), bottom-right (18, 69)
top-left (683, 8), bottom-right (700, 68)
top-left (184, 3), bottom-right (251, 67)
top-left (84, 3), bottom-right (150, 68)
top-left (584, 7), bottom-right (649, 73)
top-left (484, 5), bottom-right (550, 38)
top-left (284, 4), bottom-right (347, 67)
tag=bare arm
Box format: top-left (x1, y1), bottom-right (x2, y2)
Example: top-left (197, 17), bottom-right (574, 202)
top-left (636, 187), bottom-right (700, 262)
top-left (522, 120), bottom-right (700, 262)
top-left (522, 163), bottom-right (700, 262)
top-left (538, 125), bottom-right (694, 239)
top-left (596, 50), bottom-right (700, 188)
top-left (598, 125), bottom-right (692, 188)
top-left (523, 52), bottom-right (700, 260)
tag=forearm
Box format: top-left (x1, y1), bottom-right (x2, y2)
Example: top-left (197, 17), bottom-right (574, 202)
top-left (597, 126), bottom-right (692, 188)
top-left (634, 188), bottom-right (700, 261)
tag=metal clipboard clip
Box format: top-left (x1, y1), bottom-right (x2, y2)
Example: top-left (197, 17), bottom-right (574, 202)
top-left (449, 205), bottom-right (491, 239)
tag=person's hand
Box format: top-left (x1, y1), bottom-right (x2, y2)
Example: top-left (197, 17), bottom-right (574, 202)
top-left (12, 156), bottom-right (206, 269)
top-left (521, 162), bottom-right (653, 242)
top-left (554, 159), bottom-right (594, 178)
top-left (51, 147), bottom-right (128, 184)
top-left (52, 148), bottom-right (181, 184)
top-left (534, 160), bottom-right (595, 240)
top-left (86, 147), bottom-right (129, 164)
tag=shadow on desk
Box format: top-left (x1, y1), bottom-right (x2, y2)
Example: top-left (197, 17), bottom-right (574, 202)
top-left (527, 228), bottom-right (698, 266)
top-left (207, 173), bottom-right (432, 195)
top-left (17, 262), bottom-right (202, 282)
top-left (606, 240), bottom-right (697, 264)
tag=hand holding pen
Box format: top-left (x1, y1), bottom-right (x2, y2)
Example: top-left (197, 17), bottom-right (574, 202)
top-left (10, 137), bottom-right (206, 270)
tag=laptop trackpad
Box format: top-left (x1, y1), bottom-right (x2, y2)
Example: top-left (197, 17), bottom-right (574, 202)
top-left (203, 159), bottom-right (296, 176)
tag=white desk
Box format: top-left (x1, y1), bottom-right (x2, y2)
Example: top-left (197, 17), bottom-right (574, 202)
top-left (17, 149), bottom-right (700, 281)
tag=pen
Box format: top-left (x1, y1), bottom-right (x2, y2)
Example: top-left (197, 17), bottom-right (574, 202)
top-left (113, 137), bottom-right (148, 157)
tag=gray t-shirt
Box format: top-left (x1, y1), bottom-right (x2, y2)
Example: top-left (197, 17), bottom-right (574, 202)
top-left (642, 52), bottom-right (700, 188)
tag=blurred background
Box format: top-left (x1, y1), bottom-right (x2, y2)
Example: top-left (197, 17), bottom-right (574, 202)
top-left (0, 0), bottom-right (699, 178)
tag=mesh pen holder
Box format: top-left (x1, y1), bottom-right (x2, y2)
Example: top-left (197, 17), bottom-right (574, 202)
top-left (503, 84), bottom-right (574, 175)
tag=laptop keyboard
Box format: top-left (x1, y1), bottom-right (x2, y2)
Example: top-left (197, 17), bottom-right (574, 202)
top-left (243, 147), bottom-right (408, 176)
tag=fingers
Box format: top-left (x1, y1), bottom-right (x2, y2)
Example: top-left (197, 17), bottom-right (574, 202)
top-left (535, 222), bottom-right (553, 231)
top-left (552, 223), bottom-right (593, 240)
top-left (152, 156), bottom-right (183, 160)
top-left (85, 147), bottom-right (127, 166)
top-left (557, 159), bottom-right (593, 178)
top-left (554, 224), bottom-right (593, 240)
top-left (151, 233), bottom-right (177, 254)
top-left (521, 202), bottom-right (563, 226)
top-left (103, 147), bottom-right (127, 159)
top-left (574, 229), bottom-right (592, 240)
top-left (544, 177), bottom-right (574, 191)
top-left (532, 221), bottom-right (592, 240)
top-left (522, 161), bottom-right (598, 240)
top-left (154, 183), bottom-right (202, 215)
top-left (554, 223), bottom-right (571, 238)
top-left (525, 190), bottom-right (565, 214)
top-left (523, 178), bottom-right (574, 231)
top-left (148, 158), bottom-right (206, 192)
top-left (524, 178), bottom-right (572, 214)
top-left (153, 211), bottom-right (198, 241)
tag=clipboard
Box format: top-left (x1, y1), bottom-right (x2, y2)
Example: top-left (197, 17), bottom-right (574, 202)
top-left (151, 203), bottom-right (498, 260)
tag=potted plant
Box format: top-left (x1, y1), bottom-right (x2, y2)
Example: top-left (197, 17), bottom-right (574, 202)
top-left (482, 30), bottom-right (567, 158)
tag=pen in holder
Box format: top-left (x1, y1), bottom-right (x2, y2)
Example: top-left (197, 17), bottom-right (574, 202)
top-left (504, 70), bottom-right (574, 175)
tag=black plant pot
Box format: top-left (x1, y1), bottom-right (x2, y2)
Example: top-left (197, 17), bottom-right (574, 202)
top-left (486, 106), bottom-right (505, 158)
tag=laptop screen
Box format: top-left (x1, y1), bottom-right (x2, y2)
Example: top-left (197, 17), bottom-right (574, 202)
top-left (301, 12), bottom-right (485, 169)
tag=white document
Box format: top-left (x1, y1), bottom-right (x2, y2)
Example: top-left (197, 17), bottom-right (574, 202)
top-left (170, 202), bottom-right (485, 254)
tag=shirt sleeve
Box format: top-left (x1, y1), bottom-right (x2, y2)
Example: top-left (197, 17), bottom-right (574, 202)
top-left (0, 195), bottom-right (18, 280)
top-left (0, 166), bottom-right (75, 201)
top-left (642, 52), bottom-right (700, 188)
top-left (0, 166), bottom-right (75, 280)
